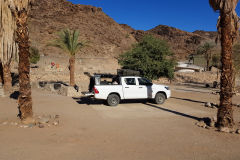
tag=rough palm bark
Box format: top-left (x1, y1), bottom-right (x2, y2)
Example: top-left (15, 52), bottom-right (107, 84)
top-left (69, 56), bottom-right (75, 86)
top-left (15, 9), bottom-right (33, 120)
top-left (218, 11), bottom-right (235, 128)
top-left (3, 63), bottom-right (12, 93)
top-left (8, 0), bottom-right (34, 121)
top-left (209, 0), bottom-right (239, 128)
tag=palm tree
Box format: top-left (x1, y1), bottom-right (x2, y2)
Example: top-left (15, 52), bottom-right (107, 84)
top-left (0, 0), bottom-right (19, 93)
top-left (209, 0), bottom-right (239, 129)
top-left (49, 29), bottom-right (85, 86)
top-left (8, 0), bottom-right (34, 121)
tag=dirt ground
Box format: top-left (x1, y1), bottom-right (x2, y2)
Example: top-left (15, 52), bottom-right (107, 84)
top-left (0, 84), bottom-right (240, 160)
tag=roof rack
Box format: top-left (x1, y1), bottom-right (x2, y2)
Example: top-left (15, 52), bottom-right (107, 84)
top-left (93, 73), bottom-right (117, 78)
top-left (117, 69), bottom-right (140, 76)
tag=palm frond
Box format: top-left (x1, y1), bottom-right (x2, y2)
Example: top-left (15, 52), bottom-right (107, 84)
top-left (48, 29), bottom-right (87, 56)
top-left (209, 0), bottom-right (239, 43)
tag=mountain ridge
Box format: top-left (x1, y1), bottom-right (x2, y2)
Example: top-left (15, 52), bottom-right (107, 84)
top-left (29, 0), bottom-right (217, 59)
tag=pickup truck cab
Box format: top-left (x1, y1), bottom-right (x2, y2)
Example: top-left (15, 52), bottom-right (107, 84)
top-left (93, 76), bottom-right (171, 106)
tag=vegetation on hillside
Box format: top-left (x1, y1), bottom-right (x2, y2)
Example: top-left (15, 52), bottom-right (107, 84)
top-left (196, 42), bottom-right (216, 71)
top-left (118, 35), bottom-right (175, 80)
top-left (233, 43), bottom-right (240, 74)
top-left (30, 46), bottom-right (40, 64)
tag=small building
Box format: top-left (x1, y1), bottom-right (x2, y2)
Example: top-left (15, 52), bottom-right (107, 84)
top-left (175, 62), bottom-right (204, 73)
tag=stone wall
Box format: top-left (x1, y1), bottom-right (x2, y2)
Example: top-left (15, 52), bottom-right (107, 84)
top-left (36, 55), bottom-right (119, 74)
top-left (27, 55), bottom-right (120, 91)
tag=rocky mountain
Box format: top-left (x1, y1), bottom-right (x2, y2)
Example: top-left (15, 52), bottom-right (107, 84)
top-left (28, 0), bottom-right (217, 60)
top-left (121, 24), bottom-right (217, 59)
top-left (28, 0), bottom-right (136, 58)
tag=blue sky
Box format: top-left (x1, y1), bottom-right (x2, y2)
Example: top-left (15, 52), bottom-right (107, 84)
top-left (68, 0), bottom-right (240, 32)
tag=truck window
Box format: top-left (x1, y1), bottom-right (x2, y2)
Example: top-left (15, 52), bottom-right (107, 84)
top-left (138, 78), bottom-right (152, 85)
top-left (124, 78), bottom-right (136, 85)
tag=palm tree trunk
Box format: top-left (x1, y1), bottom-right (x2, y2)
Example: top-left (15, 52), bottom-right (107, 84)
top-left (207, 54), bottom-right (210, 71)
top-left (0, 62), bottom-right (3, 85)
top-left (69, 56), bottom-right (75, 86)
top-left (16, 9), bottom-right (33, 120)
top-left (3, 63), bottom-right (12, 93)
top-left (217, 11), bottom-right (234, 128)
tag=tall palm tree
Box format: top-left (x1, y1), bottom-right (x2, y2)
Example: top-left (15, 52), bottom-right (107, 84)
top-left (209, 0), bottom-right (239, 129)
top-left (0, 0), bottom-right (19, 93)
top-left (8, 0), bottom-right (34, 121)
top-left (49, 29), bottom-right (85, 86)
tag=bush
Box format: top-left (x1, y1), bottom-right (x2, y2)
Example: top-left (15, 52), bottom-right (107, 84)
top-left (30, 46), bottom-right (40, 64)
top-left (118, 35), bottom-right (175, 80)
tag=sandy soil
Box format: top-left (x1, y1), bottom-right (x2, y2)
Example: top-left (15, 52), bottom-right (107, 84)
top-left (0, 85), bottom-right (240, 160)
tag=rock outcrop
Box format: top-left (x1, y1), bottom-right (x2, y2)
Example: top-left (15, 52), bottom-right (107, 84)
top-left (28, 0), bottom-right (136, 58)
top-left (121, 24), bottom-right (217, 59)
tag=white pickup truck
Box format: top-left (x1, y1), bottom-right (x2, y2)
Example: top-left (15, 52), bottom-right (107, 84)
top-left (92, 76), bottom-right (171, 106)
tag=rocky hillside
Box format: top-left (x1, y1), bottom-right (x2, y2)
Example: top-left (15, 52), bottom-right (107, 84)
top-left (121, 24), bottom-right (217, 59)
top-left (148, 25), bottom-right (210, 59)
top-left (28, 0), bottom-right (217, 60)
top-left (28, 0), bottom-right (136, 58)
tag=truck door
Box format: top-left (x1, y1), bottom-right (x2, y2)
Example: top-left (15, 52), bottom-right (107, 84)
top-left (122, 78), bottom-right (141, 99)
top-left (137, 78), bottom-right (153, 98)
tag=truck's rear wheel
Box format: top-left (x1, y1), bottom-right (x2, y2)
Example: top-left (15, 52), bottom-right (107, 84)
top-left (154, 93), bottom-right (166, 104)
top-left (107, 94), bottom-right (120, 106)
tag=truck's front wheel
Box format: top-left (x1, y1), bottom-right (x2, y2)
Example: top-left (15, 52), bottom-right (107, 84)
top-left (154, 93), bottom-right (166, 104)
top-left (107, 94), bottom-right (120, 106)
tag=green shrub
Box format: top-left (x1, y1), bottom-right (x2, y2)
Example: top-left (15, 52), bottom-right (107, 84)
top-left (118, 35), bottom-right (176, 80)
top-left (29, 46), bottom-right (40, 64)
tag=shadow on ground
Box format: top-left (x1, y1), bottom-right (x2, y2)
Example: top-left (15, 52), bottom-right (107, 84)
top-left (10, 91), bottom-right (19, 100)
top-left (73, 97), bottom-right (106, 105)
top-left (73, 96), bottom-right (202, 121)
top-left (73, 97), bottom-right (149, 106)
top-left (171, 97), bottom-right (206, 104)
top-left (144, 103), bottom-right (201, 121)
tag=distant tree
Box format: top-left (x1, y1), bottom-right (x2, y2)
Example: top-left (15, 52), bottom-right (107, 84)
top-left (197, 42), bottom-right (215, 71)
top-left (30, 46), bottom-right (40, 64)
top-left (49, 29), bottom-right (86, 86)
top-left (209, 0), bottom-right (239, 129)
top-left (118, 35), bottom-right (175, 80)
top-left (233, 43), bottom-right (240, 74)
top-left (212, 54), bottom-right (221, 68)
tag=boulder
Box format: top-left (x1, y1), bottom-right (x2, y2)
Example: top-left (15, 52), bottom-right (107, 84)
top-left (38, 123), bottom-right (45, 128)
top-left (66, 86), bottom-right (82, 97)
top-left (52, 120), bottom-right (59, 126)
top-left (236, 129), bottom-right (240, 134)
top-left (37, 115), bottom-right (51, 124)
top-left (205, 102), bottom-right (212, 108)
top-left (196, 120), bottom-right (207, 128)
top-left (219, 127), bottom-right (230, 133)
